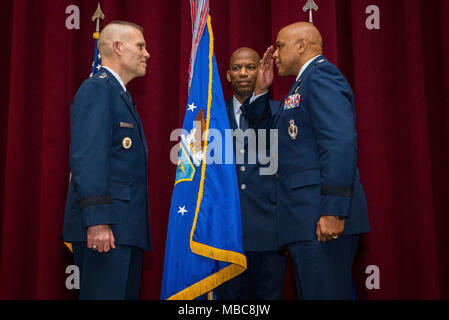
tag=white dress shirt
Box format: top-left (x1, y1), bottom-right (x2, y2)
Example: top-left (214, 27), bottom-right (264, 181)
top-left (232, 95), bottom-right (243, 129)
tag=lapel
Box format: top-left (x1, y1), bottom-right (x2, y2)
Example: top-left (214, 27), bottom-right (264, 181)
top-left (100, 67), bottom-right (137, 119)
top-left (227, 96), bottom-right (255, 146)
top-left (273, 81), bottom-right (299, 128)
top-left (101, 67), bottom-right (149, 158)
top-left (132, 104), bottom-right (149, 159)
top-left (273, 55), bottom-right (324, 128)
top-left (226, 98), bottom-right (238, 130)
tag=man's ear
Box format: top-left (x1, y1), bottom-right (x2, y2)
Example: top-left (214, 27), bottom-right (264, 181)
top-left (112, 41), bottom-right (122, 56)
top-left (298, 39), bottom-right (306, 54)
top-left (226, 70), bottom-right (231, 83)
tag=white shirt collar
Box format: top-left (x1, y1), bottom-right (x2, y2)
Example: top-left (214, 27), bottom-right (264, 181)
top-left (232, 95), bottom-right (244, 129)
top-left (102, 66), bottom-right (127, 92)
top-left (296, 54), bottom-right (322, 82)
top-left (233, 95), bottom-right (243, 115)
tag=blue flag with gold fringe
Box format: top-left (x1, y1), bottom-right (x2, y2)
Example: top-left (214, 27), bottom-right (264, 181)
top-left (161, 1), bottom-right (246, 300)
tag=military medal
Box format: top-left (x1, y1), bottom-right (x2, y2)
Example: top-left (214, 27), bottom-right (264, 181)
top-left (288, 120), bottom-right (298, 140)
top-left (122, 137), bottom-right (132, 149)
top-left (283, 94), bottom-right (301, 110)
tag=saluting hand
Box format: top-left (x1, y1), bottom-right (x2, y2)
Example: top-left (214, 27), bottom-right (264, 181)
top-left (87, 224), bottom-right (116, 253)
top-left (254, 46), bottom-right (275, 95)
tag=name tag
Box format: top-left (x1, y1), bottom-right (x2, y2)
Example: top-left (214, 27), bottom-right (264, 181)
top-left (283, 94), bottom-right (301, 110)
top-left (120, 122), bottom-right (135, 129)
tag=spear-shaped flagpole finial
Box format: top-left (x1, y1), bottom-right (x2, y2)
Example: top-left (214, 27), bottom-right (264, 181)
top-left (303, 0), bottom-right (319, 24)
top-left (92, 2), bottom-right (105, 34)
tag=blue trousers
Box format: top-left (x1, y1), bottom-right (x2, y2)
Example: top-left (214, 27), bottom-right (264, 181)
top-left (216, 250), bottom-right (287, 300)
top-left (288, 235), bottom-right (359, 300)
top-left (72, 242), bottom-right (143, 300)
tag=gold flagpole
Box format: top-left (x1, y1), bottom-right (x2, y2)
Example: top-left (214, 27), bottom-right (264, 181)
top-left (207, 291), bottom-right (214, 300)
top-left (92, 2), bottom-right (105, 35)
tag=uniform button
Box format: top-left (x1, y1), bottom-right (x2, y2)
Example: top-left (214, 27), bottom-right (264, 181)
top-left (240, 166), bottom-right (246, 172)
top-left (240, 148), bottom-right (245, 154)
top-left (274, 131), bottom-right (278, 137)
top-left (241, 184), bottom-right (247, 190)
top-left (274, 173), bottom-right (279, 179)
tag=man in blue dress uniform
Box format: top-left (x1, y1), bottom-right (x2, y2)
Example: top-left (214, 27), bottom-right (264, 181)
top-left (217, 47), bottom-right (286, 300)
top-left (62, 21), bottom-right (152, 299)
top-left (242, 22), bottom-right (370, 299)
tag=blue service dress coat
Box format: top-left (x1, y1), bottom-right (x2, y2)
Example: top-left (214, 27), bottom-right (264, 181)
top-left (242, 55), bottom-right (370, 246)
top-left (62, 67), bottom-right (152, 251)
top-left (226, 98), bottom-right (280, 252)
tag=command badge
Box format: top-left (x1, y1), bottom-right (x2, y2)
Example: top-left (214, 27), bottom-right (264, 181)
top-left (122, 137), bottom-right (132, 149)
top-left (288, 120), bottom-right (298, 140)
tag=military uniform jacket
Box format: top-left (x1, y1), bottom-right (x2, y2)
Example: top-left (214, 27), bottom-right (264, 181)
top-left (243, 55), bottom-right (370, 246)
top-left (226, 98), bottom-right (280, 252)
top-left (62, 67), bottom-right (152, 251)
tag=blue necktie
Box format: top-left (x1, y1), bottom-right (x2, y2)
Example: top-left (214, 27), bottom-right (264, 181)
top-left (239, 106), bottom-right (248, 131)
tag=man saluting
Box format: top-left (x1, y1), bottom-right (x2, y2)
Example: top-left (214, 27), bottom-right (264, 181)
top-left (243, 22), bottom-right (370, 299)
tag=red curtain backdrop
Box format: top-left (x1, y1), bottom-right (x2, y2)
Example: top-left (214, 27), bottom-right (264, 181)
top-left (0, 0), bottom-right (448, 299)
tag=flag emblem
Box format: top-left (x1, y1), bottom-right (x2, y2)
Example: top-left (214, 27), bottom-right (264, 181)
top-left (161, 4), bottom-right (246, 300)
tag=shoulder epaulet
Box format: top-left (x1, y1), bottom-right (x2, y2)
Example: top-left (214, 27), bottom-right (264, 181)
top-left (90, 71), bottom-right (109, 81)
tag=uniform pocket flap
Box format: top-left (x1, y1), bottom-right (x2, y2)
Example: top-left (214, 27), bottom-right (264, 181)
top-left (288, 169), bottom-right (320, 189)
top-left (108, 181), bottom-right (131, 201)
